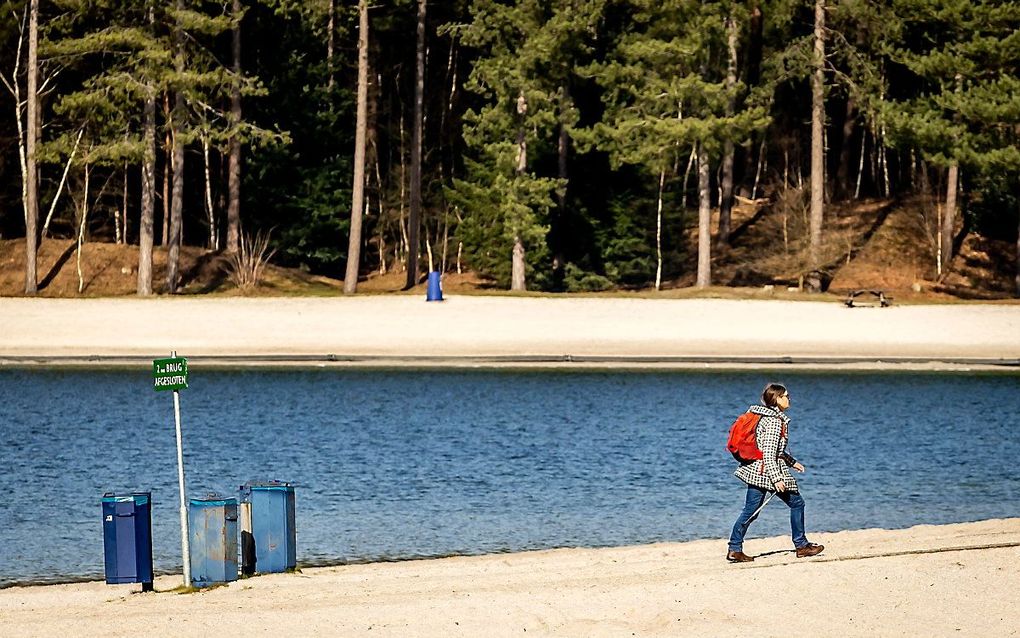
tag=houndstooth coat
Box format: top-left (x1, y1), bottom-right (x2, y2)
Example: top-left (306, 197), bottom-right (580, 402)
top-left (733, 404), bottom-right (800, 493)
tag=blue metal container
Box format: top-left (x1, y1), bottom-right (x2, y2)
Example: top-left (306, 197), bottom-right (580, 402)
top-left (101, 492), bottom-right (154, 591)
top-left (240, 482), bottom-right (296, 573)
top-left (426, 271), bottom-right (443, 301)
top-left (188, 496), bottom-right (239, 587)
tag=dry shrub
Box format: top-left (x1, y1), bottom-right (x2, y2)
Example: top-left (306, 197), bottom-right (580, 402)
top-left (226, 230), bottom-right (276, 292)
top-left (737, 184), bottom-right (864, 285)
top-left (772, 184), bottom-right (811, 249)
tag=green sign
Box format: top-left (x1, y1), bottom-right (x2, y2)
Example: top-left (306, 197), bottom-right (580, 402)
top-left (153, 357), bottom-right (188, 391)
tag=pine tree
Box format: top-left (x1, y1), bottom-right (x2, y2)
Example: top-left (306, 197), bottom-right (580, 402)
top-left (42, 1), bottom-right (172, 293)
top-left (43, 0), bottom-right (278, 293)
top-left (449, 0), bottom-right (596, 289)
top-left (581, 0), bottom-right (769, 288)
top-left (883, 0), bottom-right (1020, 283)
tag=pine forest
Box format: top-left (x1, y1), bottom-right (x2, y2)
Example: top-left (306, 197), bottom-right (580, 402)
top-left (1, 0), bottom-right (1017, 297)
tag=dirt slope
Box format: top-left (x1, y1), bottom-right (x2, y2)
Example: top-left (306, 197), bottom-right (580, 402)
top-left (1, 196), bottom-right (1015, 299)
top-left (0, 239), bottom-right (342, 297)
top-left (673, 193), bottom-right (1015, 300)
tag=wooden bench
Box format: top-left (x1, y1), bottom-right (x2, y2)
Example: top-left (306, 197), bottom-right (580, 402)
top-left (844, 289), bottom-right (892, 308)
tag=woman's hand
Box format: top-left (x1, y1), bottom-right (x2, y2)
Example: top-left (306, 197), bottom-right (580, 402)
top-left (774, 480), bottom-right (787, 493)
top-left (793, 462), bottom-right (805, 473)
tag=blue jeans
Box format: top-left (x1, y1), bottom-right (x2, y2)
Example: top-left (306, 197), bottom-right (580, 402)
top-left (728, 485), bottom-right (808, 552)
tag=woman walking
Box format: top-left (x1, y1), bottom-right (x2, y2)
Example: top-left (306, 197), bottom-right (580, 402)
top-left (727, 383), bottom-right (824, 562)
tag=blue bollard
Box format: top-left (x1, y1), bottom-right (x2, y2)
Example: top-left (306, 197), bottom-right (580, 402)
top-left (426, 271), bottom-right (443, 301)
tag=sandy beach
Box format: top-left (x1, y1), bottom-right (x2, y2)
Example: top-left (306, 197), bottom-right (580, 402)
top-left (3, 296), bottom-right (1019, 635)
top-left (1, 519), bottom-right (1018, 637)
top-left (1, 296), bottom-right (1019, 366)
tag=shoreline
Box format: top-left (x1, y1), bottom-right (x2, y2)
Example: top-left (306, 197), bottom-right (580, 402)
top-left (3, 518), bottom-right (1019, 636)
top-left (4, 516), bottom-right (1018, 592)
top-left (2, 353), bottom-right (1019, 372)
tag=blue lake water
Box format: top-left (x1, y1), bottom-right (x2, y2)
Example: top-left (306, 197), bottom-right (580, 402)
top-left (1, 368), bottom-right (1018, 588)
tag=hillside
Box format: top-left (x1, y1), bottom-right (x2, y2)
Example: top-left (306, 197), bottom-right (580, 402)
top-left (0, 237), bottom-right (487, 297)
top-left (0, 197), bottom-right (1015, 300)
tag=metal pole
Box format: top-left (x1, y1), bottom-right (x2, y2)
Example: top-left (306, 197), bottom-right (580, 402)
top-left (747, 491), bottom-right (775, 525)
top-left (172, 351), bottom-right (191, 587)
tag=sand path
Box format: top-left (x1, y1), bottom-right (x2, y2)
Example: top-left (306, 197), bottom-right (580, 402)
top-left (2, 297), bottom-right (1018, 365)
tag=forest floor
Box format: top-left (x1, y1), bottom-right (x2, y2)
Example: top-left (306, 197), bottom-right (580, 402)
top-left (0, 195), bottom-right (1015, 300)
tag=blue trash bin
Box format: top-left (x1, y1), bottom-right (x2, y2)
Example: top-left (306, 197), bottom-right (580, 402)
top-left (426, 271), bottom-right (443, 301)
top-left (240, 482), bottom-right (296, 573)
top-left (188, 496), bottom-right (239, 587)
top-left (102, 492), bottom-right (154, 591)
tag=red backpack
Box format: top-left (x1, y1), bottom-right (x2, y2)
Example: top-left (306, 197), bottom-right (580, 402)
top-left (726, 412), bottom-right (763, 463)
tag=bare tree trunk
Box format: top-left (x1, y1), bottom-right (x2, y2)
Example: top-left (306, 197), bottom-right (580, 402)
top-left (511, 237), bottom-right (526, 291)
top-left (879, 123), bottom-right (890, 196)
top-left (123, 163), bottom-right (130, 242)
top-left (511, 91), bottom-right (528, 292)
top-left (738, 0), bottom-right (763, 199)
top-left (24, 0), bottom-right (39, 294)
top-left (681, 145), bottom-right (696, 211)
top-left (441, 204), bottom-right (449, 275)
top-left (168, 3), bottom-right (186, 294)
top-left (162, 93), bottom-right (171, 246)
top-left (138, 58), bottom-right (156, 295)
top-left (718, 150), bottom-right (735, 245)
top-left (854, 127), bottom-right (866, 199)
top-left (218, 152), bottom-right (228, 221)
top-left (835, 94), bottom-right (856, 200)
top-left (809, 0), bottom-right (826, 271)
top-left (553, 84), bottom-right (569, 273)
top-left (1015, 198), bottom-right (1019, 297)
top-left (869, 123), bottom-right (879, 194)
top-left (439, 41), bottom-right (456, 276)
top-left (116, 161), bottom-right (126, 244)
top-left (405, 0), bottom-right (426, 289)
top-left (655, 168), bottom-right (664, 290)
top-left (77, 163), bottom-right (90, 294)
top-left (226, 0), bottom-right (242, 254)
top-left (752, 138), bottom-right (766, 200)
top-left (203, 135), bottom-right (216, 250)
top-left (425, 224), bottom-right (434, 272)
top-left (43, 128), bottom-right (82, 237)
top-left (344, 0), bottom-right (370, 294)
top-left (557, 100), bottom-right (568, 197)
top-left (941, 162), bottom-right (958, 276)
top-left (516, 92), bottom-right (528, 175)
top-left (168, 125), bottom-right (184, 292)
top-left (717, 13), bottom-right (738, 250)
top-left (4, 9), bottom-right (28, 233)
top-left (696, 144), bottom-right (712, 288)
top-left (373, 141), bottom-right (386, 275)
top-left (326, 0), bottom-right (335, 90)
top-left (398, 106), bottom-right (407, 269)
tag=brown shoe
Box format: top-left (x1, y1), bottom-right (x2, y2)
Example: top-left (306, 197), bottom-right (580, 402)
top-left (726, 551), bottom-right (754, 563)
top-left (795, 543), bottom-right (824, 558)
